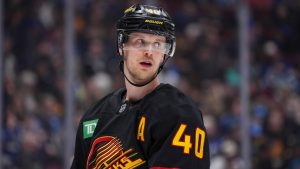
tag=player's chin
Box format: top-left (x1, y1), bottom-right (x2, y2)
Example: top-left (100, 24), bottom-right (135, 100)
top-left (140, 65), bottom-right (159, 74)
top-left (134, 73), bottom-right (156, 83)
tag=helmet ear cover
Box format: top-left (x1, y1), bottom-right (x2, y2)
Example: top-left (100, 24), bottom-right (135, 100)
top-left (117, 30), bottom-right (131, 56)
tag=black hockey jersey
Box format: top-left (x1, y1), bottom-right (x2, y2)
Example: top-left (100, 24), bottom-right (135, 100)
top-left (71, 84), bottom-right (210, 169)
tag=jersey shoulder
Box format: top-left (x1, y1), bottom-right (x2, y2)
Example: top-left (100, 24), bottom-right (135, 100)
top-left (144, 84), bottom-right (204, 126)
top-left (151, 84), bottom-right (194, 106)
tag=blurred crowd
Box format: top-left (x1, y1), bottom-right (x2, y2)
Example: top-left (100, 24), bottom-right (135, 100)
top-left (2, 0), bottom-right (300, 169)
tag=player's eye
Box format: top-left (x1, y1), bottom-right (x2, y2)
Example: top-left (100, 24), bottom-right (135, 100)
top-left (152, 42), bottom-right (162, 49)
top-left (133, 39), bottom-right (146, 48)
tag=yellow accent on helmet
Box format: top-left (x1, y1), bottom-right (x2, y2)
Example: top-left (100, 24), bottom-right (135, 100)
top-left (144, 19), bottom-right (163, 25)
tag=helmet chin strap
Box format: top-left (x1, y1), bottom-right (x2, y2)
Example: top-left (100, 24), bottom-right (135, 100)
top-left (119, 56), bottom-right (169, 87)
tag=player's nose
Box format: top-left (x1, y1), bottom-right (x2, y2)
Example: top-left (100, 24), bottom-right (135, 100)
top-left (143, 48), bottom-right (153, 58)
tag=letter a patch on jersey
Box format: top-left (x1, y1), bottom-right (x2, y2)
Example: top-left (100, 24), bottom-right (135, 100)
top-left (83, 119), bottom-right (99, 139)
top-left (137, 116), bottom-right (146, 141)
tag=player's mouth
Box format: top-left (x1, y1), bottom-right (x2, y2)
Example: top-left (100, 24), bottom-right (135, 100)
top-left (139, 61), bottom-right (152, 68)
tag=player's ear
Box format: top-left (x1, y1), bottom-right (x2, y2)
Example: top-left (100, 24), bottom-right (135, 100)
top-left (118, 47), bottom-right (123, 56)
top-left (118, 44), bottom-right (124, 56)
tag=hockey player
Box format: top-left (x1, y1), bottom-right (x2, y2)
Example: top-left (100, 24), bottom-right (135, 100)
top-left (71, 4), bottom-right (210, 169)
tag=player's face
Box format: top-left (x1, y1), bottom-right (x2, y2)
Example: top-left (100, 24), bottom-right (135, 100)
top-left (122, 32), bottom-right (166, 84)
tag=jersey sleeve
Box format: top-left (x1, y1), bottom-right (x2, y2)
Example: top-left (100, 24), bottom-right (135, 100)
top-left (70, 99), bottom-right (104, 169)
top-left (70, 120), bottom-right (89, 169)
top-left (147, 104), bottom-right (210, 169)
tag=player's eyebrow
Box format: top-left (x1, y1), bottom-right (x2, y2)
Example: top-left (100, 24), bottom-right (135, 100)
top-left (155, 37), bottom-right (166, 42)
top-left (130, 33), bottom-right (166, 42)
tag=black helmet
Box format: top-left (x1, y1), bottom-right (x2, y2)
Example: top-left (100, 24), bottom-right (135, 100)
top-left (117, 4), bottom-right (176, 57)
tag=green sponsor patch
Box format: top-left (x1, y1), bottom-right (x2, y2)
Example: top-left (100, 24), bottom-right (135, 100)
top-left (83, 119), bottom-right (99, 139)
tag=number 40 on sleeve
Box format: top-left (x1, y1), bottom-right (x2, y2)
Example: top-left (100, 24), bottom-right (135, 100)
top-left (172, 124), bottom-right (206, 159)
